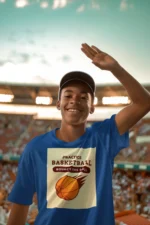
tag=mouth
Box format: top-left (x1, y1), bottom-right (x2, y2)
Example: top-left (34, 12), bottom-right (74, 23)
top-left (66, 108), bottom-right (81, 113)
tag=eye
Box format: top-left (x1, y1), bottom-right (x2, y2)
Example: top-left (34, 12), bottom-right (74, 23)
top-left (65, 95), bottom-right (72, 98)
top-left (81, 96), bottom-right (88, 100)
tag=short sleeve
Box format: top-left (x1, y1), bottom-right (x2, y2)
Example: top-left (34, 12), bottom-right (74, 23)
top-left (109, 114), bottom-right (129, 158)
top-left (91, 114), bottom-right (129, 160)
top-left (8, 143), bottom-right (36, 205)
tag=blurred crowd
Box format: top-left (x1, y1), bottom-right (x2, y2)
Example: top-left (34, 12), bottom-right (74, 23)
top-left (0, 114), bottom-right (150, 163)
top-left (0, 114), bottom-right (150, 224)
top-left (0, 114), bottom-right (60, 157)
top-left (0, 162), bottom-right (149, 224)
top-left (113, 170), bottom-right (150, 217)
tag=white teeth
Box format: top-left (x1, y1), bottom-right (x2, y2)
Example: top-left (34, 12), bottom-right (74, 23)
top-left (68, 109), bottom-right (79, 112)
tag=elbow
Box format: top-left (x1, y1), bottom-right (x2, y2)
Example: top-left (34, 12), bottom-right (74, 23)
top-left (140, 95), bottom-right (150, 112)
top-left (145, 97), bottom-right (150, 110)
top-left (142, 101), bottom-right (150, 114)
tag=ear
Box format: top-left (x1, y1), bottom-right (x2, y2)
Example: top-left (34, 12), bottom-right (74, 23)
top-left (56, 100), bottom-right (60, 110)
top-left (90, 105), bottom-right (95, 114)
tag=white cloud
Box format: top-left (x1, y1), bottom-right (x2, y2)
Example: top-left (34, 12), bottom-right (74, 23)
top-left (120, 0), bottom-right (128, 11)
top-left (120, 0), bottom-right (134, 11)
top-left (92, 0), bottom-right (100, 10)
top-left (60, 0), bottom-right (67, 8)
top-left (40, 1), bottom-right (49, 8)
top-left (77, 4), bottom-right (85, 13)
top-left (52, 0), bottom-right (59, 9)
top-left (0, 62), bottom-right (53, 84)
top-left (15, 0), bottom-right (29, 8)
top-left (0, 0), bottom-right (6, 3)
top-left (52, 0), bottom-right (67, 9)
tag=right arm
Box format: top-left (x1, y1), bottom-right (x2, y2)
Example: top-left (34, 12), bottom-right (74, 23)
top-left (7, 203), bottom-right (29, 225)
top-left (7, 142), bottom-right (36, 225)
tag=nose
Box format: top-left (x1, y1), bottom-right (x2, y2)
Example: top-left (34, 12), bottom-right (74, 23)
top-left (70, 99), bottom-right (81, 105)
top-left (69, 96), bottom-right (81, 104)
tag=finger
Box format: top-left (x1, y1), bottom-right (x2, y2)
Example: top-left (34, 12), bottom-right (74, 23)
top-left (81, 48), bottom-right (94, 60)
top-left (91, 45), bottom-right (103, 54)
top-left (85, 44), bottom-right (97, 56)
top-left (82, 43), bottom-right (96, 57)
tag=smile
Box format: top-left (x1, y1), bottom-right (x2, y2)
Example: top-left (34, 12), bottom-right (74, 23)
top-left (67, 109), bottom-right (81, 112)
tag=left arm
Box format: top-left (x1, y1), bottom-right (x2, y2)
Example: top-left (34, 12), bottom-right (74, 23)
top-left (81, 43), bottom-right (150, 134)
top-left (110, 65), bottom-right (150, 135)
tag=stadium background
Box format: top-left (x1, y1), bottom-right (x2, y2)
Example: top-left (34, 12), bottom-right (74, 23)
top-left (0, 0), bottom-right (150, 224)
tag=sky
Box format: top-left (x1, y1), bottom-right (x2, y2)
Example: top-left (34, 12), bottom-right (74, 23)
top-left (0, 0), bottom-right (150, 86)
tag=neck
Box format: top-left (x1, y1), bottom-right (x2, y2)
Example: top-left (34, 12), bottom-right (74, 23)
top-left (56, 122), bottom-right (86, 142)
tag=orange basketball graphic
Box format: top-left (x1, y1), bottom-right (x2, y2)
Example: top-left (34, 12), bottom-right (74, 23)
top-left (55, 175), bottom-right (86, 200)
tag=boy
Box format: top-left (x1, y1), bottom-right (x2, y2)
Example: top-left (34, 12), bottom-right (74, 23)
top-left (7, 43), bottom-right (150, 225)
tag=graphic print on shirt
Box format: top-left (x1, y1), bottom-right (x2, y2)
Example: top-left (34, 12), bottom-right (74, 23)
top-left (55, 175), bottom-right (86, 200)
top-left (47, 147), bottom-right (96, 209)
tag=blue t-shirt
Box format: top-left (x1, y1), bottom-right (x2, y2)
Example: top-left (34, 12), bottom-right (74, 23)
top-left (8, 115), bottom-right (129, 225)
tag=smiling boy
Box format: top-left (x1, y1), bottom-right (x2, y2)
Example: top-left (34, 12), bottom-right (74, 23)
top-left (7, 44), bottom-right (150, 225)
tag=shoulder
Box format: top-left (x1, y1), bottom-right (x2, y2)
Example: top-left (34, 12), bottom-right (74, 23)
top-left (91, 114), bottom-right (116, 132)
top-left (23, 130), bottom-right (54, 155)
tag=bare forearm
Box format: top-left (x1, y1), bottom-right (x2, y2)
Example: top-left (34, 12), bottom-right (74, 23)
top-left (7, 215), bottom-right (26, 225)
top-left (111, 64), bottom-right (150, 106)
top-left (7, 203), bottom-right (29, 225)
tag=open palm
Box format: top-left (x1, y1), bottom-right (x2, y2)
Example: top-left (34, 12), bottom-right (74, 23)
top-left (81, 43), bottom-right (119, 72)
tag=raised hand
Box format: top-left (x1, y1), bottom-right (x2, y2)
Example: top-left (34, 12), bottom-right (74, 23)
top-left (81, 43), bottom-right (119, 72)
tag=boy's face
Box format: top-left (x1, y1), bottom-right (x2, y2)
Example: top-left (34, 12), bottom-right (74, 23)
top-left (57, 81), bottom-right (95, 126)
